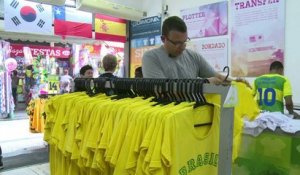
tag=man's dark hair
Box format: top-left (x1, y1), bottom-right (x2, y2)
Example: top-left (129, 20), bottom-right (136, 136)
top-left (102, 54), bottom-right (117, 71)
top-left (270, 61), bottom-right (283, 71)
top-left (80, 65), bottom-right (93, 76)
top-left (135, 66), bottom-right (143, 78)
top-left (26, 65), bottom-right (33, 70)
top-left (162, 16), bottom-right (187, 36)
top-left (135, 67), bottom-right (142, 73)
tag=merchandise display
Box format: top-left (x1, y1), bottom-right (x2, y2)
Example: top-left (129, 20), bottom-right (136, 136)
top-left (43, 78), bottom-right (261, 175)
top-left (15, 56), bottom-right (25, 102)
top-left (0, 41), bottom-right (14, 116)
top-left (26, 97), bottom-right (47, 133)
top-left (0, 1), bottom-right (298, 174)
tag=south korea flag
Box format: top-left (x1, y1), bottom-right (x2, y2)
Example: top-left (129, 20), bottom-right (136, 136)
top-left (4, 0), bottom-right (52, 35)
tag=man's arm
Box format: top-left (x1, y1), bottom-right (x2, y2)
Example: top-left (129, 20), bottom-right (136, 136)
top-left (283, 78), bottom-right (293, 114)
top-left (284, 95), bottom-right (294, 114)
top-left (142, 51), bottom-right (166, 78)
top-left (284, 96), bottom-right (300, 118)
top-left (210, 73), bottom-right (252, 88)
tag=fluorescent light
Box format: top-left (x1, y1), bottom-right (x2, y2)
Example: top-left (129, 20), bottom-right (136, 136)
top-left (77, 0), bottom-right (146, 21)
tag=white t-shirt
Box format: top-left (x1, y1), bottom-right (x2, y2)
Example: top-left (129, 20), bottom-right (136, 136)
top-left (60, 75), bottom-right (73, 83)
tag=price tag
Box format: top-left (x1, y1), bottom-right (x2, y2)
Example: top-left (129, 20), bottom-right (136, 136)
top-left (48, 75), bottom-right (60, 94)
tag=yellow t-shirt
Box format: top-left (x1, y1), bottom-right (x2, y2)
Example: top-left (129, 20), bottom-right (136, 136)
top-left (79, 95), bottom-right (110, 167)
top-left (113, 101), bottom-right (157, 175)
top-left (104, 97), bottom-right (154, 166)
top-left (137, 102), bottom-right (193, 175)
top-left (48, 93), bottom-right (86, 175)
top-left (92, 97), bottom-right (146, 174)
top-left (161, 104), bottom-right (220, 175)
top-left (232, 82), bottom-right (260, 161)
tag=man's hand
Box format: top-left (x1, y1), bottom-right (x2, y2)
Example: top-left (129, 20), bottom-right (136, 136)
top-left (293, 111), bottom-right (300, 119)
top-left (207, 77), bottom-right (227, 85)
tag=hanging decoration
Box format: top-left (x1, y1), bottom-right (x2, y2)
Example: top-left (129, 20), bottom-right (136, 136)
top-left (5, 58), bottom-right (18, 72)
top-left (30, 54), bottom-right (49, 97)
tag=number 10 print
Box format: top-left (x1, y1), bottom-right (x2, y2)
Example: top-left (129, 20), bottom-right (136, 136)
top-left (258, 88), bottom-right (276, 106)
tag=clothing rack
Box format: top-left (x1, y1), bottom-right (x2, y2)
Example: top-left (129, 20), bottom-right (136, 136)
top-left (204, 84), bottom-right (233, 175)
top-left (74, 78), bottom-right (234, 175)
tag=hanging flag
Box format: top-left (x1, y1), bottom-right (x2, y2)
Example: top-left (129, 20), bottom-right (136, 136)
top-left (4, 0), bottom-right (52, 34)
top-left (95, 14), bottom-right (127, 43)
top-left (53, 6), bottom-right (92, 38)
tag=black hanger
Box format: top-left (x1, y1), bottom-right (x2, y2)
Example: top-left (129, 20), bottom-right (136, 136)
top-left (128, 79), bottom-right (136, 98)
top-left (96, 77), bottom-right (110, 95)
top-left (153, 79), bottom-right (164, 104)
top-left (174, 79), bottom-right (182, 105)
top-left (183, 79), bottom-right (192, 102)
top-left (168, 79), bottom-right (177, 104)
top-left (186, 79), bottom-right (193, 102)
top-left (143, 79), bottom-right (151, 99)
top-left (85, 78), bottom-right (96, 97)
top-left (177, 80), bottom-right (184, 102)
top-left (74, 78), bottom-right (87, 92)
top-left (152, 79), bottom-right (171, 105)
top-left (192, 79), bottom-right (214, 127)
top-left (110, 78), bottom-right (122, 99)
top-left (154, 79), bottom-right (162, 100)
top-left (190, 79), bottom-right (199, 102)
top-left (133, 78), bottom-right (140, 97)
top-left (193, 79), bottom-right (214, 108)
top-left (148, 79), bottom-right (156, 99)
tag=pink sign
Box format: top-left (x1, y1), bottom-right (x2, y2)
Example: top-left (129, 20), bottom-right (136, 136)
top-left (181, 1), bottom-right (228, 39)
top-left (187, 38), bottom-right (228, 72)
top-left (231, 0), bottom-right (285, 77)
top-left (9, 44), bottom-right (71, 58)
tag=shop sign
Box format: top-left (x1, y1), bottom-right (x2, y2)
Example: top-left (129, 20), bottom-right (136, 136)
top-left (9, 44), bottom-right (71, 58)
top-left (48, 75), bottom-right (60, 94)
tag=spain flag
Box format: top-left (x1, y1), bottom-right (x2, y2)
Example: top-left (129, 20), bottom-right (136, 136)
top-left (95, 14), bottom-right (127, 43)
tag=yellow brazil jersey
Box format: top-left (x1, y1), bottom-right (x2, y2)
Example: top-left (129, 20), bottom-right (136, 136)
top-left (253, 74), bottom-right (292, 113)
top-left (79, 95), bottom-right (110, 167)
top-left (113, 100), bottom-right (158, 175)
top-left (161, 104), bottom-right (220, 175)
top-left (46, 93), bottom-right (84, 175)
top-left (87, 98), bottom-right (116, 174)
top-left (62, 93), bottom-right (92, 155)
top-left (72, 96), bottom-right (102, 166)
top-left (144, 102), bottom-right (195, 175)
top-left (137, 102), bottom-right (193, 175)
top-left (104, 98), bottom-right (153, 166)
top-left (70, 94), bottom-right (108, 175)
top-left (232, 82), bottom-right (260, 161)
top-left (125, 103), bottom-right (166, 175)
top-left (92, 98), bottom-right (146, 174)
top-left (58, 94), bottom-right (91, 154)
top-left (93, 98), bottom-right (130, 174)
top-left (101, 98), bottom-right (153, 171)
top-left (135, 106), bottom-right (165, 175)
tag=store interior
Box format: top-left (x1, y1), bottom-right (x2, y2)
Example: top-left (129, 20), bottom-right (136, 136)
top-left (0, 0), bottom-right (300, 175)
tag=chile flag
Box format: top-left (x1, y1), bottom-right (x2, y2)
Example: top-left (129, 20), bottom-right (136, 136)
top-left (53, 6), bottom-right (93, 38)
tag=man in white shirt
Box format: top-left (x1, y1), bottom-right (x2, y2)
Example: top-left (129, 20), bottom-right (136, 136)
top-left (60, 69), bottom-right (73, 94)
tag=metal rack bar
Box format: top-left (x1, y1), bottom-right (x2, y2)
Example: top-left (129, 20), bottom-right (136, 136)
top-left (203, 84), bottom-right (234, 175)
